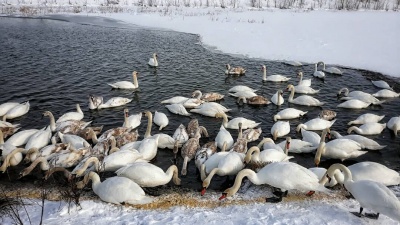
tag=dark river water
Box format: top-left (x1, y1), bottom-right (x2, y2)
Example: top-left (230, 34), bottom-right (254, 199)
top-left (0, 16), bottom-right (399, 193)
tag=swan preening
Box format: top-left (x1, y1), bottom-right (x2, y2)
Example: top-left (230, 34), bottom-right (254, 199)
top-left (320, 164), bottom-right (400, 221)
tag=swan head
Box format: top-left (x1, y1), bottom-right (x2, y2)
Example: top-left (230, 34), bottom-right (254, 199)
top-left (285, 137), bottom-right (291, 150)
top-left (297, 71), bottom-right (303, 77)
top-left (124, 108), bottom-right (129, 117)
top-left (152, 53), bottom-right (158, 58)
top-left (226, 64), bottom-right (231, 69)
top-left (143, 111), bottom-right (152, 118)
top-left (132, 71), bottom-right (139, 76)
top-left (285, 84), bottom-right (294, 92)
top-left (42, 111), bottom-right (52, 118)
top-left (278, 90), bottom-right (284, 96)
top-left (219, 187), bottom-right (235, 200)
top-left (261, 65), bottom-right (266, 71)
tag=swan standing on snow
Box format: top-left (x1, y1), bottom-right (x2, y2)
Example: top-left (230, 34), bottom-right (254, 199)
top-left (372, 89), bottom-right (399, 98)
top-left (271, 90), bottom-right (284, 106)
top-left (347, 122), bottom-right (386, 135)
top-left (148, 53), bottom-right (158, 67)
top-left (371, 80), bottom-right (393, 90)
top-left (313, 63), bottom-right (325, 78)
top-left (215, 112), bottom-right (261, 129)
top-left (261, 65), bottom-right (290, 82)
top-left (116, 162), bottom-right (181, 187)
top-left (77, 171), bottom-right (153, 205)
top-left (88, 95), bottom-right (132, 110)
top-left (286, 84), bottom-right (325, 106)
top-left (56, 104), bottom-right (84, 123)
top-left (2, 101), bottom-right (30, 120)
top-left (320, 163), bottom-right (400, 221)
top-left (296, 118), bottom-right (336, 132)
top-left (387, 116), bottom-right (400, 136)
top-left (271, 121), bottom-right (290, 140)
top-left (314, 129), bottom-right (365, 166)
top-left (108, 71), bottom-right (139, 89)
top-left (347, 113), bottom-right (385, 125)
top-left (154, 111), bottom-right (169, 130)
top-left (330, 130), bottom-right (386, 150)
top-left (319, 61), bottom-right (343, 75)
top-left (219, 161), bottom-right (330, 202)
top-left (273, 108), bottom-right (307, 121)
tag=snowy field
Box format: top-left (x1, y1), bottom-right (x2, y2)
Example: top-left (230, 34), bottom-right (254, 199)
top-left (1, 0), bottom-right (400, 224)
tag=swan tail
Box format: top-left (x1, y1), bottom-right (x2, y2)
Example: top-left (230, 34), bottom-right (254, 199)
top-left (283, 156), bottom-right (294, 161)
top-left (351, 151), bottom-right (368, 158)
top-left (82, 121), bottom-right (93, 129)
top-left (107, 83), bottom-right (118, 89)
top-left (365, 145), bottom-right (386, 150)
top-left (313, 90), bottom-right (320, 94)
top-left (371, 100), bottom-right (386, 105)
top-left (128, 196), bottom-right (154, 205)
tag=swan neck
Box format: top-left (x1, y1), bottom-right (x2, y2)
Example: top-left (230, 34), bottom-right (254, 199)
top-left (263, 67), bottom-right (267, 80)
top-left (331, 131), bottom-right (342, 139)
top-left (203, 168), bottom-right (219, 188)
top-left (76, 104), bottom-right (83, 114)
top-left (226, 169), bottom-right (253, 197)
top-left (46, 167), bottom-right (72, 180)
top-left (90, 129), bottom-right (99, 144)
top-left (328, 164), bottom-right (352, 183)
top-left (77, 157), bottom-right (99, 176)
top-left (23, 157), bottom-right (49, 176)
top-left (47, 112), bottom-right (57, 132)
top-left (88, 172), bottom-right (101, 190)
top-left (144, 112), bottom-right (153, 138)
top-left (0, 148), bottom-right (24, 172)
top-left (166, 165), bottom-right (178, 184)
top-left (200, 164), bottom-right (207, 181)
top-left (133, 73), bottom-right (139, 88)
top-left (289, 87), bottom-right (295, 102)
top-left (257, 138), bottom-right (272, 149)
top-left (124, 111), bottom-right (130, 128)
top-left (193, 90), bottom-right (202, 99)
top-left (182, 156), bottom-right (189, 175)
top-left (221, 113), bottom-right (228, 127)
top-left (0, 130), bottom-right (4, 144)
top-left (245, 146), bottom-right (260, 163)
top-left (314, 64), bottom-right (318, 72)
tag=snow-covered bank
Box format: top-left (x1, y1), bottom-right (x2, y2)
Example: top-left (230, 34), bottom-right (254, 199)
top-left (107, 9), bottom-right (400, 78)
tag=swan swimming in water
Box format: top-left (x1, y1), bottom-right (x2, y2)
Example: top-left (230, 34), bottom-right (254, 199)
top-left (108, 71), bottom-right (139, 89)
top-left (88, 95), bottom-right (132, 110)
top-left (148, 53), bottom-right (158, 67)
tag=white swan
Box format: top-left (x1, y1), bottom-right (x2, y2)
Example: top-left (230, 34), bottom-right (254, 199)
top-left (172, 124), bottom-right (189, 146)
top-left (308, 167), bottom-right (343, 187)
top-left (2, 101), bottom-right (30, 120)
top-left (320, 163), bottom-right (400, 221)
top-left (273, 108), bottom-right (307, 121)
top-left (0, 102), bottom-right (20, 117)
top-left (122, 108), bottom-right (142, 129)
top-left (219, 161), bottom-right (329, 202)
top-left (314, 129), bottom-right (365, 166)
top-left (319, 61), bottom-right (343, 75)
top-left (24, 126), bottom-right (52, 154)
top-left (182, 98), bottom-right (203, 108)
top-left (261, 65), bottom-right (290, 82)
top-left (58, 132), bottom-right (91, 150)
top-left (116, 162), bottom-right (180, 187)
top-left (201, 151), bottom-right (245, 196)
top-left (108, 71), bottom-right (139, 89)
top-left (192, 102), bottom-right (230, 115)
top-left (347, 122), bottom-right (386, 135)
top-left (270, 121), bottom-right (290, 140)
top-left (215, 125), bottom-right (234, 151)
top-left (337, 99), bottom-right (371, 109)
top-left (4, 129), bottom-right (38, 147)
top-left (153, 111), bottom-right (169, 130)
top-left (296, 118), bottom-right (336, 132)
top-left (229, 90), bottom-right (257, 98)
top-left (165, 103), bottom-right (191, 116)
top-left (76, 171), bottom-right (153, 205)
top-left (347, 113), bottom-right (385, 125)
top-left (271, 90), bottom-right (284, 106)
top-left (287, 84), bottom-right (325, 106)
top-left (148, 53), bottom-right (158, 67)
top-left (257, 137), bottom-right (284, 152)
top-left (297, 71), bottom-right (311, 87)
top-left (161, 96), bottom-right (189, 104)
top-left (215, 112), bottom-right (261, 129)
top-left (301, 129), bottom-right (321, 147)
top-left (313, 63), bottom-right (325, 78)
top-left (282, 60), bottom-right (302, 66)
top-left (200, 151), bottom-right (230, 181)
top-left (372, 89), bottom-right (399, 98)
top-left (88, 95), bottom-right (132, 109)
top-left (228, 85), bottom-right (256, 93)
top-left (344, 161), bottom-right (400, 186)
top-left (277, 137), bottom-right (316, 153)
top-left (244, 145), bottom-right (292, 165)
top-left (338, 88), bottom-right (383, 104)
top-left (294, 85), bottom-right (320, 94)
top-left (56, 104), bottom-right (84, 123)
top-left (387, 116), bottom-right (400, 136)
top-left (330, 130), bottom-right (386, 150)
top-left (371, 80), bottom-right (393, 90)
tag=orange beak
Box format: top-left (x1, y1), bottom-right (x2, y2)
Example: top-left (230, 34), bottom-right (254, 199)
top-left (219, 193), bottom-right (227, 200)
top-left (201, 187), bottom-right (207, 196)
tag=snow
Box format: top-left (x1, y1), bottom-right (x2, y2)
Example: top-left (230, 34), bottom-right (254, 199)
top-left (1, 1), bottom-right (400, 224)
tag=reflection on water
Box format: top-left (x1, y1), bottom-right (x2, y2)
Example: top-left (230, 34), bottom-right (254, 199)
top-left (0, 16), bottom-right (399, 192)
